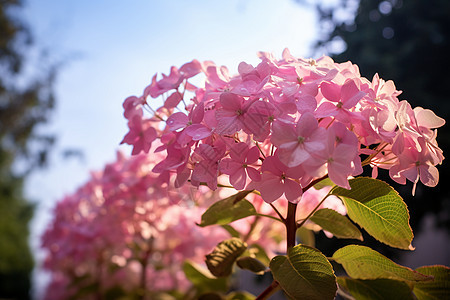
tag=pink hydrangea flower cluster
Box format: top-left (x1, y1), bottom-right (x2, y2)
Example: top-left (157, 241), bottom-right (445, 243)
top-left (41, 152), bottom-right (233, 299)
top-left (122, 49), bottom-right (445, 199)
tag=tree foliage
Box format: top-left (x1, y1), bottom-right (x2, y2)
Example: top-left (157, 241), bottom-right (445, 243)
top-left (0, 0), bottom-right (56, 298)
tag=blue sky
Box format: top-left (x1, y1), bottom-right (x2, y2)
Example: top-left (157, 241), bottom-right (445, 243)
top-left (23, 0), bottom-right (319, 297)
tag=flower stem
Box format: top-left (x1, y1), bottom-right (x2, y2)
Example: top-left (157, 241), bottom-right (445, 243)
top-left (255, 280), bottom-right (281, 300)
top-left (297, 193), bottom-right (331, 229)
top-left (269, 203), bottom-right (285, 221)
top-left (302, 174), bottom-right (329, 193)
top-left (243, 215), bottom-right (260, 242)
top-left (286, 202), bottom-right (298, 250)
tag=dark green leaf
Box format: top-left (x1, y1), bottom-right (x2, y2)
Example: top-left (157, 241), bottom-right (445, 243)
top-left (198, 293), bottom-right (224, 300)
top-left (332, 245), bottom-right (433, 282)
top-left (199, 190), bottom-right (256, 227)
top-left (221, 224), bottom-right (241, 238)
top-left (247, 244), bottom-right (270, 266)
top-left (270, 244), bottom-right (337, 300)
top-left (225, 291), bottom-right (255, 300)
top-left (236, 256), bottom-right (267, 274)
top-left (331, 177), bottom-right (413, 250)
top-left (205, 238), bottom-right (247, 277)
top-left (337, 277), bottom-right (415, 300)
top-left (310, 208), bottom-right (363, 240)
top-left (296, 226), bottom-right (316, 247)
top-left (413, 265), bottom-right (450, 300)
top-left (183, 261), bottom-right (228, 293)
top-left (314, 177), bottom-right (335, 190)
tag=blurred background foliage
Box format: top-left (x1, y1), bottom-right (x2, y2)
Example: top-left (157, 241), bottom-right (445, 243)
top-left (0, 0), bottom-right (56, 298)
top-left (299, 0), bottom-right (450, 260)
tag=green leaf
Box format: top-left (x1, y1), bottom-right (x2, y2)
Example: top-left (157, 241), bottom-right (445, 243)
top-left (183, 261), bottom-right (228, 293)
top-left (205, 238), bottom-right (247, 277)
top-left (310, 208), bottom-right (363, 240)
top-left (199, 190), bottom-right (256, 227)
top-left (413, 265), bottom-right (450, 300)
top-left (225, 291), bottom-right (255, 300)
top-left (296, 226), bottom-right (316, 247)
top-left (236, 256), bottom-right (267, 274)
top-left (270, 244), bottom-right (337, 300)
top-left (247, 244), bottom-right (270, 266)
top-left (198, 293), bottom-right (223, 300)
top-left (314, 177), bottom-right (335, 190)
top-left (337, 277), bottom-right (415, 300)
top-left (332, 245), bottom-right (433, 282)
top-left (221, 224), bottom-right (241, 238)
top-left (331, 177), bottom-right (414, 250)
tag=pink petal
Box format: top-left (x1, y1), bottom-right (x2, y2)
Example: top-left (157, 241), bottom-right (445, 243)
top-left (414, 107), bottom-right (445, 129)
top-left (389, 164), bottom-right (407, 185)
top-left (166, 112), bottom-right (189, 131)
top-left (258, 175), bottom-right (284, 203)
top-left (261, 156), bottom-right (284, 176)
top-left (352, 156), bottom-right (363, 176)
top-left (184, 124), bottom-right (211, 140)
top-left (285, 164), bottom-right (305, 179)
top-left (271, 120), bottom-right (297, 146)
top-left (192, 160), bottom-right (217, 184)
top-left (392, 133), bottom-right (405, 156)
top-left (230, 168), bottom-right (247, 190)
top-left (176, 130), bottom-right (192, 147)
top-left (278, 140), bottom-right (298, 151)
top-left (304, 140), bottom-right (327, 154)
top-left (229, 142), bottom-right (249, 162)
top-left (246, 146), bottom-right (261, 164)
top-left (333, 144), bottom-right (357, 164)
top-left (296, 94), bottom-right (317, 113)
top-left (341, 79), bottom-right (362, 107)
top-left (175, 167), bottom-right (191, 188)
top-left (328, 162), bottom-right (351, 189)
top-left (401, 166), bottom-right (419, 184)
top-left (419, 164), bottom-right (439, 187)
top-left (191, 102), bottom-right (205, 124)
top-left (179, 59), bottom-right (202, 78)
top-left (238, 61), bottom-right (255, 75)
top-left (283, 179), bottom-right (303, 203)
top-left (164, 92), bottom-right (182, 109)
top-left (246, 167), bottom-right (261, 182)
top-left (215, 114), bottom-right (242, 135)
top-left (296, 112), bottom-right (318, 137)
top-left (299, 81), bottom-right (319, 97)
top-left (304, 128), bottom-right (327, 152)
top-left (278, 146), bottom-right (310, 167)
top-left (320, 81), bottom-right (340, 102)
top-left (315, 102), bottom-right (338, 118)
top-left (123, 96), bottom-right (143, 119)
top-left (153, 148), bottom-right (187, 173)
top-left (371, 166), bottom-right (379, 178)
top-left (220, 92), bottom-right (243, 111)
top-left (219, 159), bottom-right (242, 175)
